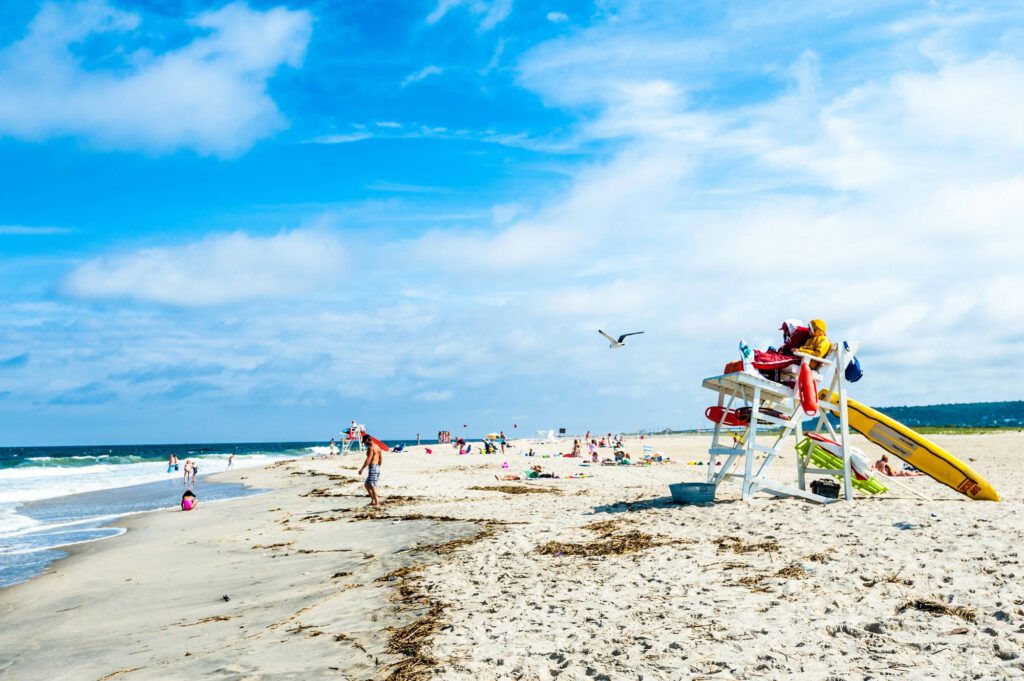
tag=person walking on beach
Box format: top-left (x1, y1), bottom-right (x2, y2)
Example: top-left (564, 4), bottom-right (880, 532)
top-left (499, 431), bottom-right (507, 455)
top-left (167, 454), bottom-right (179, 474)
top-left (358, 433), bottom-right (383, 506)
top-left (416, 433), bottom-right (421, 446)
top-left (190, 460), bottom-right (199, 485)
top-left (227, 450), bottom-right (235, 469)
top-left (183, 459), bottom-right (193, 484)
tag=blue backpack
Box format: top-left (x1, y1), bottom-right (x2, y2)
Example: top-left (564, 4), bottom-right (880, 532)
top-left (844, 343), bottom-right (864, 383)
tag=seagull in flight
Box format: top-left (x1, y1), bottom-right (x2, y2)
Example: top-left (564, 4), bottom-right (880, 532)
top-left (598, 330), bottom-right (645, 349)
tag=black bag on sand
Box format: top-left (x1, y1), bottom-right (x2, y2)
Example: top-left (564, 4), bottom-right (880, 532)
top-left (810, 478), bottom-right (840, 499)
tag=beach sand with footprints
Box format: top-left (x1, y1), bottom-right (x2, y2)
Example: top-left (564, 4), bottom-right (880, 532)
top-left (2, 432), bottom-right (1023, 680)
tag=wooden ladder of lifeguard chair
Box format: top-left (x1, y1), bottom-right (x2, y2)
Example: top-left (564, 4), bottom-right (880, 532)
top-left (700, 340), bottom-right (860, 503)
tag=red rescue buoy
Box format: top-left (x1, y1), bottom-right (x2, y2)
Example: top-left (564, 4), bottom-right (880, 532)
top-left (798, 364), bottom-right (818, 416)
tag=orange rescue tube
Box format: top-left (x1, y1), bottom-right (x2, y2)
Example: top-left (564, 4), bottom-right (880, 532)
top-left (798, 364), bottom-right (818, 416)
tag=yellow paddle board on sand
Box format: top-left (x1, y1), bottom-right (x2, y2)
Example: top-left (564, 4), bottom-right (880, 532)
top-left (824, 392), bottom-right (999, 501)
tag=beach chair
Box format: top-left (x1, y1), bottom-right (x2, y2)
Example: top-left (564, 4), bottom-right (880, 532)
top-left (534, 429), bottom-right (557, 444)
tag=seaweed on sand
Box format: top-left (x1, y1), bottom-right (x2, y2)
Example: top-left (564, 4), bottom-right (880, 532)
top-left (714, 535), bottom-right (781, 554)
top-left (384, 601), bottom-right (446, 681)
top-left (468, 485), bottom-right (561, 495)
top-left (537, 531), bottom-right (662, 557)
top-left (425, 525), bottom-right (499, 555)
top-left (582, 518), bottom-right (623, 537)
top-left (897, 598), bottom-right (976, 622)
top-left (376, 565), bottom-right (426, 582)
top-left (862, 572), bottom-right (914, 587)
top-left (773, 563), bottom-right (808, 579)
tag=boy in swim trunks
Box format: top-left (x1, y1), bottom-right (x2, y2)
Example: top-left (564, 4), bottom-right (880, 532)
top-left (358, 433), bottom-right (383, 506)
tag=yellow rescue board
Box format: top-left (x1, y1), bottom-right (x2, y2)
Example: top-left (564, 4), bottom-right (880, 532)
top-left (824, 392), bottom-right (999, 501)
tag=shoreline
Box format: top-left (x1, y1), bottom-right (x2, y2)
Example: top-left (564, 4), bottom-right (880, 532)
top-left (0, 471), bottom-right (269, 589)
top-left (2, 432), bottom-right (1022, 679)
top-left (0, 450), bottom-right (481, 680)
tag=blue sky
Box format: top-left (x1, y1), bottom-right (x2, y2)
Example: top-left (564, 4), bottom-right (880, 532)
top-left (2, 0), bottom-right (1023, 445)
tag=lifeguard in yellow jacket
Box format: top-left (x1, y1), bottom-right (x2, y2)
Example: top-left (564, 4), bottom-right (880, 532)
top-left (797, 319), bottom-right (832, 359)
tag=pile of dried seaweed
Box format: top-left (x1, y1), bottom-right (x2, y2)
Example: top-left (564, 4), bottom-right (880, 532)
top-left (300, 488), bottom-right (347, 498)
top-left (425, 525), bottom-right (498, 555)
top-left (897, 598), bottom-right (976, 622)
top-left (384, 601), bottom-right (446, 681)
top-left (773, 563), bottom-right (808, 579)
top-left (582, 518), bottom-right (623, 536)
top-left (714, 535), bottom-right (780, 554)
top-left (468, 485), bottom-right (561, 495)
top-left (537, 531), bottom-right (661, 557)
top-left (380, 560), bottom-right (450, 680)
top-left (376, 565), bottom-right (425, 583)
top-left (862, 572), bottom-right (914, 587)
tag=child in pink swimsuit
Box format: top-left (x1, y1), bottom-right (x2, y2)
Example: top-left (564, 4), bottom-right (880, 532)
top-left (181, 490), bottom-right (198, 511)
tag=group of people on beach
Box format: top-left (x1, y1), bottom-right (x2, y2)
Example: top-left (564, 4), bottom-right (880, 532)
top-left (568, 433), bottom-right (623, 462)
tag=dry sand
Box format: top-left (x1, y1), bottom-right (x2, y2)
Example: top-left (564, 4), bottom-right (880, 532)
top-left (2, 431), bottom-right (1023, 680)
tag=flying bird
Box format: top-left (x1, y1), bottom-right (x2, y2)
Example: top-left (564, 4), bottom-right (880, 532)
top-left (598, 329), bottom-right (645, 349)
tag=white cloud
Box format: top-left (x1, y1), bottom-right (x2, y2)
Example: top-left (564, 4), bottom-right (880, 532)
top-left (63, 229), bottom-right (344, 306)
top-left (368, 181), bottom-right (449, 194)
top-left (426, 0), bottom-right (512, 31)
top-left (402, 65), bottom-right (444, 87)
top-left (416, 390), bottom-right (453, 402)
top-left (375, 121), bottom-right (403, 128)
top-left (480, 0), bottom-right (513, 31)
top-left (480, 37), bottom-right (506, 74)
top-left (0, 1), bottom-right (312, 157)
top-left (10, 3), bottom-right (1024, 441)
top-left (546, 11), bottom-right (569, 23)
top-left (308, 132), bottom-right (373, 144)
top-left (0, 225), bottom-right (71, 235)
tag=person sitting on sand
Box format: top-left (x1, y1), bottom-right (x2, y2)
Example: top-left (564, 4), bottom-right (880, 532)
top-left (598, 437), bottom-right (607, 447)
top-left (588, 440), bottom-right (598, 462)
top-left (358, 433), bottom-right (384, 506)
top-left (525, 465), bottom-right (556, 479)
top-left (571, 439), bottom-right (581, 457)
top-left (181, 490), bottom-right (198, 511)
top-left (872, 454), bottom-right (924, 477)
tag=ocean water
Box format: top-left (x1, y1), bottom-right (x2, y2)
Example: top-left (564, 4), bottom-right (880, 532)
top-left (0, 439), bottom-right (419, 589)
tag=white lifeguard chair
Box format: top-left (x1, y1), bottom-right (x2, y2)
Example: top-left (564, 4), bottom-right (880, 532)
top-left (701, 341), bottom-right (860, 503)
top-left (340, 423), bottom-right (365, 455)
